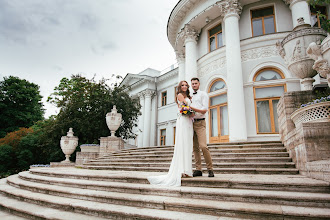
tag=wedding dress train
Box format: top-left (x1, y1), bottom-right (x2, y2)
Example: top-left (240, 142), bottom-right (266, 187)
top-left (148, 98), bottom-right (193, 187)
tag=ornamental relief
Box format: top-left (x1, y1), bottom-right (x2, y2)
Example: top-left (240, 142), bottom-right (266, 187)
top-left (198, 57), bottom-right (226, 78)
top-left (281, 28), bottom-right (327, 46)
top-left (241, 45), bottom-right (278, 62)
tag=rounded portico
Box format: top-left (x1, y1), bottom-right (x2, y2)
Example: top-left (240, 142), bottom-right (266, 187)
top-left (166, 0), bottom-right (328, 143)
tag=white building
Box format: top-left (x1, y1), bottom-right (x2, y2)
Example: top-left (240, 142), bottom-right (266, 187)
top-left (121, 0), bottom-right (329, 147)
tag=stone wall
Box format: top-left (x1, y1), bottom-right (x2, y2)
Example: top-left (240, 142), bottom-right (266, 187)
top-left (278, 91), bottom-right (330, 182)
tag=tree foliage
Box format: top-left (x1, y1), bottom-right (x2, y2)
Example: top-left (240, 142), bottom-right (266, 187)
top-left (309, 0), bottom-right (330, 32)
top-left (0, 76), bottom-right (44, 138)
top-left (47, 74), bottom-right (141, 144)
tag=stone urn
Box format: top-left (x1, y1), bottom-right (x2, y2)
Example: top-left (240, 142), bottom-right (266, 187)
top-left (106, 105), bottom-right (122, 137)
top-left (60, 128), bottom-right (78, 163)
top-left (307, 35), bottom-right (330, 87)
top-left (276, 18), bottom-right (327, 90)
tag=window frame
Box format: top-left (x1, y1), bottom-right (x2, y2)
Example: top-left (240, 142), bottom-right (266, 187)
top-left (161, 91), bottom-right (167, 106)
top-left (174, 86), bottom-right (177, 101)
top-left (208, 79), bottom-right (227, 93)
top-left (160, 129), bottom-right (166, 146)
top-left (250, 6), bottom-right (276, 37)
top-left (253, 68), bottom-right (286, 134)
top-left (173, 127), bottom-right (176, 145)
top-left (208, 23), bottom-right (223, 52)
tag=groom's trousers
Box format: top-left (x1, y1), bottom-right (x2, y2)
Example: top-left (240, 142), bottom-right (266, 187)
top-left (193, 120), bottom-right (213, 171)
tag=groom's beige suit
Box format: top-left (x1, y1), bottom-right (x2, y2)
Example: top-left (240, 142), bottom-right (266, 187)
top-left (191, 90), bottom-right (213, 171)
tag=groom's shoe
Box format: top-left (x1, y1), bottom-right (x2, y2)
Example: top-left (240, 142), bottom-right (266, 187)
top-left (193, 170), bottom-right (203, 177)
top-left (208, 170), bottom-right (215, 177)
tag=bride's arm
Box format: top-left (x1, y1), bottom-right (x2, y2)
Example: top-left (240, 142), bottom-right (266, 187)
top-left (177, 93), bottom-right (187, 104)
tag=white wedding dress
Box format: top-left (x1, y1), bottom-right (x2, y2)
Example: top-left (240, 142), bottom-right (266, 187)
top-left (148, 98), bottom-right (193, 187)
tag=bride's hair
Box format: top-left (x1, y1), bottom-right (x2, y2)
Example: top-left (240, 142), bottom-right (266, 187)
top-left (176, 80), bottom-right (191, 103)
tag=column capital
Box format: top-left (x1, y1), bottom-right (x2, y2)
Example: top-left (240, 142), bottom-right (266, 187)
top-left (179, 24), bottom-right (199, 44)
top-left (217, 0), bottom-right (242, 19)
top-left (175, 50), bottom-right (185, 63)
top-left (138, 92), bottom-right (145, 99)
top-left (283, 0), bottom-right (307, 7)
top-left (143, 89), bottom-right (155, 98)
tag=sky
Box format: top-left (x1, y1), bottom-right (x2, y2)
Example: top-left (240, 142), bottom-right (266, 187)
top-left (0, 0), bottom-right (179, 118)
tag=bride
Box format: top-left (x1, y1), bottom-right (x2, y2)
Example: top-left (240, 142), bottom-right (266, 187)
top-left (148, 80), bottom-right (194, 187)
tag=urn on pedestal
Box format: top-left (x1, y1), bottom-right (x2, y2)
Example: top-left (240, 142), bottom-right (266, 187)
top-left (276, 18), bottom-right (327, 90)
top-left (106, 105), bottom-right (122, 137)
top-left (60, 128), bottom-right (78, 163)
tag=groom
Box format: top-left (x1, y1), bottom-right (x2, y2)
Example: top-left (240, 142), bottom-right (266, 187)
top-left (190, 78), bottom-right (214, 177)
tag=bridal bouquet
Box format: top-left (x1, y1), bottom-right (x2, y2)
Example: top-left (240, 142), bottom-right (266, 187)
top-left (179, 102), bottom-right (195, 120)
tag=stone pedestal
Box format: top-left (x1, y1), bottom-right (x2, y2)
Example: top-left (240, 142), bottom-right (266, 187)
top-left (100, 136), bottom-right (124, 155)
top-left (278, 91), bottom-right (330, 182)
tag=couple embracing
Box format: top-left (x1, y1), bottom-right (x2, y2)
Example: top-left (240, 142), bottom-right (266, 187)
top-left (148, 78), bottom-right (214, 187)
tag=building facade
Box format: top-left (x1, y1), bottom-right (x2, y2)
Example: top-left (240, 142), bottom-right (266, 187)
top-left (121, 0), bottom-right (329, 147)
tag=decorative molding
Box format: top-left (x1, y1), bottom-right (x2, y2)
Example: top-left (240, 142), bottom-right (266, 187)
top-left (217, 0), bottom-right (242, 18)
top-left (280, 28), bottom-right (327, 46)
top-left (283, 0), bottom-right (307, 7)
top-left (157, 69), bottom-right (178, 83)
top-left (175, 51), bottom-right (185, 63)
top-left (143, 89), bottom-right (155, 98)
top-left (197, 57), bottom-right (226, 78)
top-left (241, 45), bottom-right (279, 62)
top-left (178, 24), bottom-right (199, 44)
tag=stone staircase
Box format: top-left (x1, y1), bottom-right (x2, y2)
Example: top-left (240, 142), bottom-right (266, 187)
top-left (82, 141), bottom-right (299, 175)
top-left (0, 141), bottom-right (329, 219)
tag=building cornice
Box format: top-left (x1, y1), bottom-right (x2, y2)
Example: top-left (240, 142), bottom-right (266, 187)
top-left (157, 68), bottom-right (179, 83)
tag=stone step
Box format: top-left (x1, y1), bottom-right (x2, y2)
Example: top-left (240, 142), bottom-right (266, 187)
top-left (18, 171), bottom-right (330, 208)
top-left (88, 157), bottom-right (293, 163)
top-left (116, 141), bottom-right (283, 153)
top-left (29, 168), bottom-right (330, 193)
top-left (0, 180), bottom-right (106, 220)
top-left (5, 175), bottom-right (330, 219)
top-left (0, 178), bottom-right (219, 220)
top-left (100, 152), bottom-right (290, 160)
top-left (108, 148), bottom-right (287, 157)
top-left (82, 166), bottom-right (299, 174)
top-left (84, 162), bottom-right (296, 169)
top-left (0, 210), bottom-right (27, 220)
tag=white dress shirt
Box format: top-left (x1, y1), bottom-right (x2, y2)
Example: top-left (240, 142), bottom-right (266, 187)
top-left (191, 89), bottom-right (209, 119)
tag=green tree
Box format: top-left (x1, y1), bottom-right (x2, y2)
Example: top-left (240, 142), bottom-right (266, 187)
top-left (309, 0), bottom-right (330, 32)
top-left (47, 75), bottom-right (141, 145)
top-left (0, 76), bottom-right (44, 138)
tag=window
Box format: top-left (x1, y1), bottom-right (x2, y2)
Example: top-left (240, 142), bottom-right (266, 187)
top-left (209, 79), bottom-right (226, 93)
top-left (209, 24), bottom-right (223, 52)
top-left (253, 68), bottom-right (286, 134)
top-left (173, 127), bottom-right (176, 145)
top-left (311, 5), bottom-right (327, 28)
top-left (174, 86), bottom-right (178, 101)
top-left (208, 79), bottom-right (229, 143)
top-left (160, 129), bottom-right (166, 146)
top-left (251, 6), bottom-right (276, 37)
top-left (161, 91), bottom-right (167, 106)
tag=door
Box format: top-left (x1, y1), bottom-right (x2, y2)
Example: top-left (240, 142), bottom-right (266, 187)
top-left (209, 93), bottom-right (229, 143)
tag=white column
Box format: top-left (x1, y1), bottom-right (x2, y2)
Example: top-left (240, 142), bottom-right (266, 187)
top-left (142, 90), bottom-right (153, 147)
top-left (287, 0), bottom-right (311, 27)
top-left (181, 24), bottom-right (198, 82)
top-left (176, 51), bottom-right (185, 82)
top-left (137, 93), bottom-right (145, 148)
top-left (219, 0), bottom-right (247, 142)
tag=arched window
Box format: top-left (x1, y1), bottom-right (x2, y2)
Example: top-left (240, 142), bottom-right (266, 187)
top-left (253, 68), bottom-right (286, 134)
top-left (209, 79), bottom-right (226, 93)
top-left (208, 79), bottom-right (228, 143)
